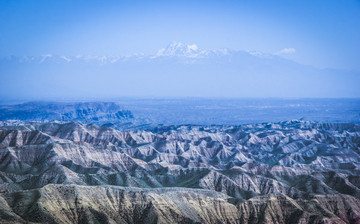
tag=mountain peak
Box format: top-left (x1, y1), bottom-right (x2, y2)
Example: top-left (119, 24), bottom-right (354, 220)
top-left (154, 41), bottom-right (202, 58)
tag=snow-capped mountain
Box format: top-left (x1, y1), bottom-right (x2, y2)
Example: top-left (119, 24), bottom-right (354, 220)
top-left (1, 42), bottom-right (359, 98)
top-left (155, 41), bottom-right (202, 57)
top-left (153, 41), bottom-right (232, 58)
top-left (154, 41), bottom-right (210, 58)
top-left (1, 42), bottom-right (234, 63)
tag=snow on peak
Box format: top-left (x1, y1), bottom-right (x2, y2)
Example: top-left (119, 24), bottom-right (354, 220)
top-left (154, 41), bottom-right (204, 58)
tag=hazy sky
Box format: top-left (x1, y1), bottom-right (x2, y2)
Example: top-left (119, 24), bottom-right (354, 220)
top-left (1, 0), bottom-right (360, 70)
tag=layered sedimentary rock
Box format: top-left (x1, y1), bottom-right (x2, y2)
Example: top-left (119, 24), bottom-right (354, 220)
top-left (0, 120), bottom-right (359, 223)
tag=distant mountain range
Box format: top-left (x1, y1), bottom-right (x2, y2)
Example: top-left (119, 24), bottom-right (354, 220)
top-left (1, 42), bottom-right (359, 98)
top-left (0, 41), bottom-right (258, 64)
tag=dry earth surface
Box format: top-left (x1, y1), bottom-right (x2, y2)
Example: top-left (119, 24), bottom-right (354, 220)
top-left (0, 120), bottom-right (359, 223)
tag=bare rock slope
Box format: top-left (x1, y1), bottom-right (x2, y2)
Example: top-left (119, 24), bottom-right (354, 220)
top-left (0, 120), bottom-right (360, 223)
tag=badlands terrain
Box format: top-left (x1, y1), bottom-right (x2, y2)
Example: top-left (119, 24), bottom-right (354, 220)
top-left (0, 117), bottom-right (359, 223)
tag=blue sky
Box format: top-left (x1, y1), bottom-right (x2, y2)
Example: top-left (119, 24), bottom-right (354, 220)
top-left (1, 0), bottom-right (360, 70)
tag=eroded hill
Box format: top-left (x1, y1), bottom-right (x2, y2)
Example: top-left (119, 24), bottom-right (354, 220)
top-left (0, 120), bottom-right (359, 223)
